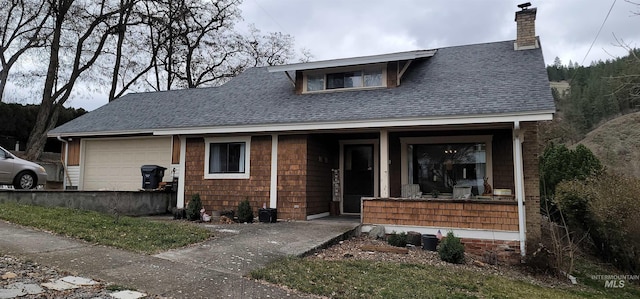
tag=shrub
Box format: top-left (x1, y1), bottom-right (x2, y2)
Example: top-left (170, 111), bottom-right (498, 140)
top-left (387, 232), bottom-right (407, 247)
top-left (555, 173), bottom-right (640, 274)
top-left (539, 143), bottom-right (603, 198)
top-left (438, 232), bottom-right (465, 264)
top-left (540, 143), bottom-right (603, 222)
top-left (185, 194), bottom-right (203, 221)
top-left (237, 199), bottom-right (254, 223)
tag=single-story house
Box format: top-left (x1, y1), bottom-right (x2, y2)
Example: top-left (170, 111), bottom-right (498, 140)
top-left (49, 5), bottom-right (553, 262)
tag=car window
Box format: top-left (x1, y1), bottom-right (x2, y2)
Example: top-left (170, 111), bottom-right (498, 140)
top-left (0, 149), bottom-right (6, 159)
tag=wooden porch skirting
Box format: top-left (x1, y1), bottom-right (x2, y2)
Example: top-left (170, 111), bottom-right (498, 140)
top-left (362, 197), bottom-right (519, 231)
top-left (362, 197), bottom-right (521, 264)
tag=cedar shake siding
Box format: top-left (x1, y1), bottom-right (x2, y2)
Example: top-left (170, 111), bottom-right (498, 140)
top-left (277, 135), bottom-right (308, 220)
top-left (306, 135), bottom-right (335, 216)
top-left (183, 134), bottom-right (334, 220)
top-left (362, 199), bottom-right (519, 231)
top-left (362, 198), bottom-right (522, 264)
top-left (184, 136), bottom-right (271, 216)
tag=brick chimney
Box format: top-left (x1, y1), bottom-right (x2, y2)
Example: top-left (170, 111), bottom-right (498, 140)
top-left (514, 3), bottom-right (539, 50)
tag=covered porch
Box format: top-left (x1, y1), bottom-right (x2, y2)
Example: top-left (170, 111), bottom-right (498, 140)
top-left (311, 120), bottom-right (539, 260)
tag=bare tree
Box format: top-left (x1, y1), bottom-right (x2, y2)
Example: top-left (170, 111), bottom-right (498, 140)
top-left (106, 0), bottom-right (141, 101)
top-left (175, 0), bottom-right (242, 88)
top-left (21, 0), bottom-right (305, 159)
top-left (25, 0), bottom-right (126, 160)
top-left (101, 0), bottom-right (171, 99)
top-left (103, 0), bottom-right (301, 97)
top-left (243, 24), bottom-right (295, 67)
top-left (0, 0), bottom-right (50, 102)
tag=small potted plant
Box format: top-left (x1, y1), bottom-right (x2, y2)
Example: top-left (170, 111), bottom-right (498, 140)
top-left (431, 190), bottom-right (440, 198)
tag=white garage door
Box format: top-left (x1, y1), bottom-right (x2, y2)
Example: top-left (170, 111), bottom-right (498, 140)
top-left (82, 137), bottom-right (172, 191)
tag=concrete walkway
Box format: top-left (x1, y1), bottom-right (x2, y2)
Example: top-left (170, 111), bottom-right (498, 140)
top-left (0, 218), bottom-right (360, 298)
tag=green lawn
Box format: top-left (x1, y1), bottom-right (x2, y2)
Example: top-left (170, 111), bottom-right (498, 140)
top-left (0, 202), bottom-right (212, 254)
top-left (251, 258), bottom-right (640, 299)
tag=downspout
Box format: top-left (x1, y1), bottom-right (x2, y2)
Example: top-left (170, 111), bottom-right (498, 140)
top-left (56, 136), bottom-right (71, 189)
top-left (513, 121), bottom-right (527, 257)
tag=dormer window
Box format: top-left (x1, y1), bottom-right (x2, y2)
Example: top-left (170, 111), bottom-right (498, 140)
top-left (304, 64), bottom-right (386, 93)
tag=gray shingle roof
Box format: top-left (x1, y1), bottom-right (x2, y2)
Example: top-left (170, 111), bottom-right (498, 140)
top-left (49, 40), bottom-right (555, 136)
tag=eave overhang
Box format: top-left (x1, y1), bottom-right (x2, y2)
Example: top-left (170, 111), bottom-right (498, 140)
top-left (267, 49), bottom-right (437, 73)
top-left (48, 110), bottom-right (553, 138)
top-left (152, 110), bottom-right (554, 136)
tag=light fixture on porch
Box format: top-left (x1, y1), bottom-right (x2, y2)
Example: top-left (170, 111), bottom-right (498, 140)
top-left (444, 149), bottom-right (457, 154)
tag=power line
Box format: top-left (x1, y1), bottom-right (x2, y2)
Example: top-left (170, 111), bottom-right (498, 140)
top-left (250, 0), bottom-right (287, 34)
top-left (580, 0), bottom-right (617, 66)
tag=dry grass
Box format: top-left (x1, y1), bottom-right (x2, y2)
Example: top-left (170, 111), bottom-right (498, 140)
top-left (578, 111), bottom-right (640, 178)
top-left (252, 237), bottom-right (640, 299)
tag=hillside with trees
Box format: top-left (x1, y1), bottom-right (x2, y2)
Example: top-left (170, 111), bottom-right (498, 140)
top-left (539, 49), bottom-right (640, 276)
top-left (0, 103), bottom-right (86, 152)
top-left (544, 49), bottom-right (640, 145)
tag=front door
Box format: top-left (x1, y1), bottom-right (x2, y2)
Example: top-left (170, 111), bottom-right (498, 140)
top-left (342, 144), bottom-right (374, 214)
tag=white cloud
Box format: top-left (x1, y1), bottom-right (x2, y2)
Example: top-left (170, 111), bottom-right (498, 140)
top-left (6, 0), bottom-right (640, 110)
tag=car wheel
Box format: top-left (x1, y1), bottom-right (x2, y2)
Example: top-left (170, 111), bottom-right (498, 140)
top-left (13, 172), bottom-right (36, 189)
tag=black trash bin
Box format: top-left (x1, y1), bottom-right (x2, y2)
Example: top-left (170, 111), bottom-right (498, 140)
top-left (141, 165), bottom-right (167, 190)
top-left (422, 234), bottom-right (439, 251)
top-left (259, 208), bottom-right (277, 223)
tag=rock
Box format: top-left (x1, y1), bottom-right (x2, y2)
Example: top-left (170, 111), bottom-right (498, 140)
top-left (1, 272), bottom-right (17, 280)
top-left (6, 282), bottom-right (44, 295)
top-left (368, 226), bottom-right (385, 239)
top-left (0, 288), bottom-right (26, 298)
top-left (61, 276), bottom-right (99, 286)
top-left (473, 260), bottom-right (487, 267)
top-left (360, 245), bottom-right (409, 254)
top-left (41, 280), bottom-right (81, 291)
top-left (110, 290), bottom-right (147, 299)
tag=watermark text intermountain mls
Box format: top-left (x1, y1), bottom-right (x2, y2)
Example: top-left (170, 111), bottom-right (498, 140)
top-left (590, 275), bottom-right (640, 288)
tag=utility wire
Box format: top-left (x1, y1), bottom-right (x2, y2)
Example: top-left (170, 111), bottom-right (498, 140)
top-left (251, 0), bottom-right (288, 34)
top-left (563, 0), bottom-right (617, 84)
top-left (580, 0), bottom-right (617, 66)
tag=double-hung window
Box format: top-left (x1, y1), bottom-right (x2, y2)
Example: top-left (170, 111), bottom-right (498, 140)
top-left (204, 137), bottom-right (251, 179)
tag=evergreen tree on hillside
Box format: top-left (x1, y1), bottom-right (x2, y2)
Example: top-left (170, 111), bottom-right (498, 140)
top-left (0, 103), bottom-right (86, 150)
top-left (546, 49), bottom-right (640, 137)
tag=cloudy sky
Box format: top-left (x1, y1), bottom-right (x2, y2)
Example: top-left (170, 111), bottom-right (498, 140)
top-left (239, 0), bottom-right (639, 65)
top-left (5, 0), bottom-right (640, 110)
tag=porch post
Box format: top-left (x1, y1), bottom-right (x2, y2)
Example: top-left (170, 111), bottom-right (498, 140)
top-left (380, 129), bottom-right (390, 198)
top-left (177, 136), bottom-right (187, 209)
top-left (269, 134), bottom-right (278, 209)
top-left (513, 121), bottom-right (526, 257)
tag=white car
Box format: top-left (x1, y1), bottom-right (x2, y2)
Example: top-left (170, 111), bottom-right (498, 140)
top-left (0, 146), bottom-right (48, 189)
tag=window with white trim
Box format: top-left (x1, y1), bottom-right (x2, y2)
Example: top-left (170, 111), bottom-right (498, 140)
top-left (304, 64), bottom-right (385, 93)
top-left (204, 137), bottom-right (251, 179)
top-left (401, 136), bottom-right (492, 196)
